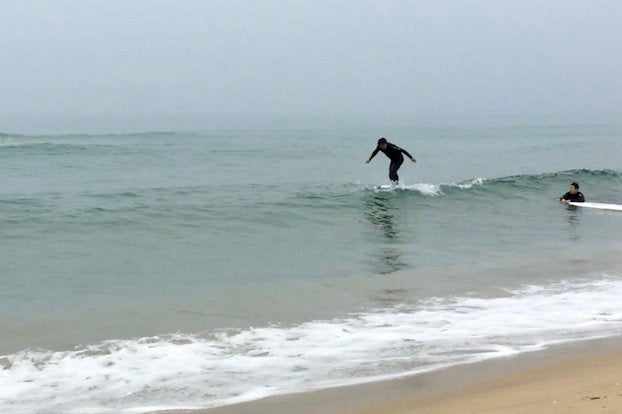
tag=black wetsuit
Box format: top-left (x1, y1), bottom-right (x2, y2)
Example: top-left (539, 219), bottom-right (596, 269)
top-left (560, 191), bottom-right (585, 202)
top-left (369, 143), bottom-right (413, 182)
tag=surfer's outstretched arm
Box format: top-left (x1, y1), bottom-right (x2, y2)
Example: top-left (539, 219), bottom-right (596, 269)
top-left (397, 146), bottom-right (416, 162)
top-left (366, 147), bottom-right (380, 163)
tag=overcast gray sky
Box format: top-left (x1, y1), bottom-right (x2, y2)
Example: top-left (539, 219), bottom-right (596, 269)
top-left (2, 0), bottom-right (621, 121)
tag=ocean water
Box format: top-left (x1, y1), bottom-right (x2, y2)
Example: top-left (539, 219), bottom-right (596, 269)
top-left (1, 121), bottom-right (622, 413)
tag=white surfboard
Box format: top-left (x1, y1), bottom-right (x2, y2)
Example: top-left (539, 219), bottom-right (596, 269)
top-left (568, 202), bottom-right (622, 211)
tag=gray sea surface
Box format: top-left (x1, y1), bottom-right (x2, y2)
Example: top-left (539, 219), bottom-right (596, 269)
top-left (1, 120), bottom-right (621, 413)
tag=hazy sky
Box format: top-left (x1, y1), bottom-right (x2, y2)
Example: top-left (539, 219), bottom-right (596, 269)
top-left (2, 0), bottom-right (621, 121)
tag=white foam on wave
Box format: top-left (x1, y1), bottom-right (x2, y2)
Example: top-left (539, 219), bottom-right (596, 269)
top-left (373, 183), bottom-right (443, 196)
top-left (452, 177), bottom-right (485, 189)
top-left (400, 182), bottom-right (443, 195)
top-left (0, 137), bottom-right (17, 146)
top-left (2, 276), bottom-right (622, 414)
top-left (371, 178), bottom-right (485, 196)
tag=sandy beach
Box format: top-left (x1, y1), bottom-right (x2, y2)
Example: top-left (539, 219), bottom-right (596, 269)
top-left (364, 349), bottom-right (622, 414)
top-left (154, 337), bottom-right (622, 414)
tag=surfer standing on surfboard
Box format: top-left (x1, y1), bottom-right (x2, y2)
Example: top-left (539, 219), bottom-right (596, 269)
top-left (560, 182), bottom-right (585, 204)
top-left (365, 138), bottom-right (416, 185)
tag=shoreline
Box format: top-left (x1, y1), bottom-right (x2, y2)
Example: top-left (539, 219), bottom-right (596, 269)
top-left (152, 335), bottom-right (622, 414)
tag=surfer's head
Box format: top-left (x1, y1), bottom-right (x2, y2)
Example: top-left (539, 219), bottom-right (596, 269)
top-left (570, 182), bottom-right (580, 194)
top-left (377, 137), bottom-right (388, 150)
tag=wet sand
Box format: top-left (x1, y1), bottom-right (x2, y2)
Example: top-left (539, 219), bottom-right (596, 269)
top-left (153, 337), bottom-right (622, 414)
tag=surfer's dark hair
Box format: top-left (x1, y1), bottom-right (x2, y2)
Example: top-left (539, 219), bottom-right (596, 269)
top-left (377, 137), bottom-right (387, 145)
top-left (571, 182), bottom-right (580, 189)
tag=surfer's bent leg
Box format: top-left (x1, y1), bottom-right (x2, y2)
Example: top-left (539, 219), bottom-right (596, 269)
top-left (389, 157), bottom-right (403, 183)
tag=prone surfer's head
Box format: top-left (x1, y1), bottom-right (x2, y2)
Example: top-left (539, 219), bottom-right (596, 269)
top-left (570, 182), bottom-right (580, 194)
top-left (377, 137), bottom-right (388, 150)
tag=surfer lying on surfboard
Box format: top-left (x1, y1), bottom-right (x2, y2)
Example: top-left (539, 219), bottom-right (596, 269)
top-left (365, 138), bottom-right (416, 185)
top-left (560, 182), bottom-right (585, 204)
